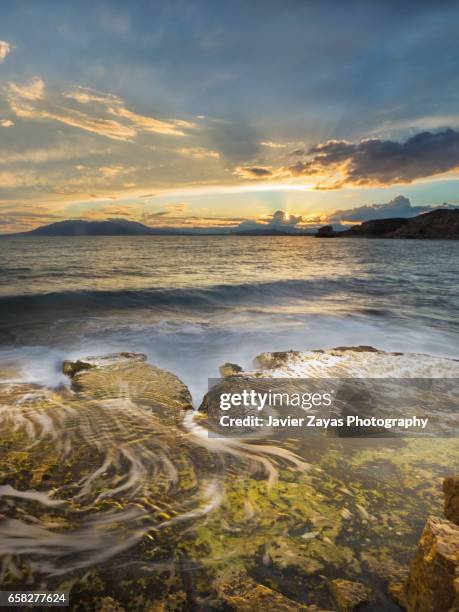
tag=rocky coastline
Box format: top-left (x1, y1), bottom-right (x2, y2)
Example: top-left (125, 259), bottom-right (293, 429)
top-left (317, 209), bottom-right (459, 239)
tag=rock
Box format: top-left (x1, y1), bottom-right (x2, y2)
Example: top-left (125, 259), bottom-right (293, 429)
top-left (253, 350), bottom-right (301, 370)
top-left (340, 217), bottom-right (408, 238)
top-left (389, 516), bottom-right (459, 611)
top-left (63, 352), bottom-right (193, 417)
top-left (331, 209), bottom-right (459, 240)
top-left (317, 225), bottom-right (336, 237)
top-left (444, 476), bottom-right (459, 526)
top-left (147, 591), bottom-right (187, 611)
top-left (329, 579), bottom-right (370, 611)
top-left (63, 352), bottom-right (146, 376)
top-left (219, 362), bottom-right (243, 377)
top-left (327, 346), bottom-right (381, 354)
top-left (215, 571), bottom-right (308, 610)
top-left (63, 359), bottom-right (95, 377)
top-left (96, 597), bottom-right (125, 612)
top-left (392, 208), bottom-right (459, 239)
top-left (246, 346), bottom-right (459, 378)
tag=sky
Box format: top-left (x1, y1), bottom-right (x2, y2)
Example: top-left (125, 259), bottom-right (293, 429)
top-left (1, 0), bottom-right (459, 232)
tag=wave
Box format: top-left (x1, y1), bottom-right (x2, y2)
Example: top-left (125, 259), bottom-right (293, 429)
top-left (0, 278), bottom-right (355, 317)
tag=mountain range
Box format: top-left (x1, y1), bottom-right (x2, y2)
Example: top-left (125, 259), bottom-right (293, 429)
top-left (2, 209), bottom-right (458, 238)
top-left (5, 219), bottom-right (315, 237)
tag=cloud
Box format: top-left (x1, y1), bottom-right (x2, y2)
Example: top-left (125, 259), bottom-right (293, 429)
top-left (0, 169), bottom-right (48, 189)
top-left (260, 141), bottom-right (288, 149)
top-left (108, 105), bottom-right (196, 136)
top-left (148, 210), bottom-right (170, 217)
top-left (176, 147), bottom-right (220, 159)
top-left (63, 88), bottom-right (121, 105)
top-left (234, 165), bottom-right (275, 179)
top-left (328, 195), bottom-right (458, 223)
top-left (0, 119), bottom-right (14, 128)
top-left (98, 165), bottom-right (134, 177)
top-left (6, 81), bottom-right (197, 141)
top-left (283, 129), bottom-right (459, 188)
top-left (164, 202), bottom-right (188, 213)
top-left (8, 77), bottom-right (45, 101)
top-left (236, 209), bottom-right (305, 231)
top-left (0, 40), bottom-right (11, 63)
top-left (0, 143), bottom-right (109, 166)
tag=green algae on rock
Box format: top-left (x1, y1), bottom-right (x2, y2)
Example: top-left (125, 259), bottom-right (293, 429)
top-left (0, 348), bottom-right (458, 610)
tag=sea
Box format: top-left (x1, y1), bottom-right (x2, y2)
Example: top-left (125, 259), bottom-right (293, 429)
top-left (0, 235), bottom-right (458, 402)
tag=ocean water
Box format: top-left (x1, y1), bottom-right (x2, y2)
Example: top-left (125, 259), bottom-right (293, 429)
top-left (0, 235), bottom-right (458, 401)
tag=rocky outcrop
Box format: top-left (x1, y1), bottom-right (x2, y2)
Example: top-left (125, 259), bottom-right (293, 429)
top-left (219, 362), bottom-right (243, 377)
top-left (253, 350), bottom-right (302, 370)
top-left (339, 217), bottom-right (408, 237)
top-left (390, 516), bottom-right (459, 611)
top-left (215, 571), bottom-right (309, 610)
top-left (392, 209), bottom-right (459, 239)
top-left (329, 579), bottom-right (370, 611)
top-left (317, 225), bottom-right (337, 237)
top-left (320, 209), bottom-right (459, 239)
top-left (444, 476), bottom-right (459, 526)
top-left (63, 352), bottom-right (193, 418)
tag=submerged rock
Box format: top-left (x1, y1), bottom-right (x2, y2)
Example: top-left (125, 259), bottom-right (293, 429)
top-left (444, 476), bottom-right (459, 526)
top-left (390, 516), bottom-right (459, 611)
top-left (329, 579), bottom-right (370, 611)
top-left (215, 571), bottom-right (308, 610)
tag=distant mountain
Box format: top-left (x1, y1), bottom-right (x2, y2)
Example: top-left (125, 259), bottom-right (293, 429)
top-left (5, 219), bottom-right (316, 237)
top-left (13, 219), bottom-right (185, 236)
top-left (317, 209), bottom-right (459, 239)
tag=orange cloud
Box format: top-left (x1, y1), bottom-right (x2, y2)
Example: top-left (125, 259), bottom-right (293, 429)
top-left (0, 40), bottom-right (12, 63)
top-left (6, 80), bottom-right (197, 141)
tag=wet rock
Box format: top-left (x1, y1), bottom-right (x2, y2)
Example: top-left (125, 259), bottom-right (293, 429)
top-left (63, 352), bottom-right (146, 378)
top-left (215, 571), bottom-right (308, 610)
top-left (326, 346), bottom-right (381, 354)
top-left (147, 591), bottom-right (187, 611)
top-left (443, 476), bottom-right (459, 526)
top-left (219, 362), bottom-right (243, 377)
top-left (254, 350), bottom-right (301, 370)
top-left (62, 359), bottom-right (95, 377)
top-left (389, 516), bottom-right (459, 611)
top-left (63, 352), bottom-right (193, 417)
top-left (96, 596), bottom-right (125, 612)
top-left (329, 579), bottom-right (370, 611)
top-left (245, 346), bottom-right (459, 378)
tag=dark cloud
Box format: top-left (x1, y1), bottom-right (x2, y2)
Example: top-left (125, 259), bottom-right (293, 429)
top-left (328, 195), bottom-right (458, 223)
top-left (148, 211), bottom-right (170, 217)
top-left (234, 165), bottom-right (275, 179)
top-left (285, 129), bottom-right (459, 187)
